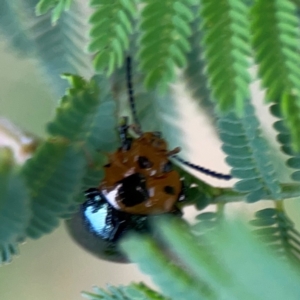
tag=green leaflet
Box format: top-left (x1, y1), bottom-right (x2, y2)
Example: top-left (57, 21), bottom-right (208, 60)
top-left (251, 0), bottom-right (300, 101)
top-left (218, 101), bottom-right (281, 202)
top-left (270, 103), bottom-right (300, 181)
top-left (138, 0), bottom-right (195, 89)
top-left (199, 0), bottom-right (251, 114)
top-left (85, 96), bottom-right (118, 153)
top-left (47, 75), bottom-right (99, 140)
top-left (36, 0), bottom-right (73, 23)
top-left (0, 149), bottom-right (30, 264)
top-left (88, 0), bottom-right (137, 75)
top-left (192, 211), bottom-right (221, 236)
top-left (21, 75), bottom-right (117, 238)
top-left (281, 93), bottom-right (300, 152)
top-left (251, 205), bottom-right (300, 266)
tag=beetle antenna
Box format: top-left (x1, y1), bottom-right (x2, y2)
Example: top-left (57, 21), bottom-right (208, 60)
top-left (125, 56), bottom-right (231, 181)
top-left (126, 56), bottom-right (141, 129)
top-left (173, 156), bottom-right (232, 180)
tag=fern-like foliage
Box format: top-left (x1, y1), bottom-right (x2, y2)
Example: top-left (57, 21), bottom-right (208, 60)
top-left (0, 149), bottom-right (30, 264)
top-left (251, 0), bottom-right (300, 101)
top-left (218, 101), bottom-right (281, 202)
top-left (199, 0), bottom-right (251, 113)
top-left (88, 0), bottom-right (137, 75)
top-left (251, 0), bottom-right (300, 151)
top-left (7, 0), bottom-right (92, 96)
top-left (271, 103), bottom-right (300, 181)
top-left (251, 205), bottom-right (300, 265)
top-left (138, 0), bottom-right (195, 89)
top-left (83, 283), bottom-right (169, 300)
top-left (22, 141), bottom-right (86, 238)
top-left (21, 75), bottom-right (116, 239)
top-left (122, 218), bottom-right (300, 300)
top-left (36, 0), bottom-right (74, 23)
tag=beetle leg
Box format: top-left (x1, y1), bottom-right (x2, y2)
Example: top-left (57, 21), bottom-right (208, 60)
top-left (106, 206), bottom-right (130, 242)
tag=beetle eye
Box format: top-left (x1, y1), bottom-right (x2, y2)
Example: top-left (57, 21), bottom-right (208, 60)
top-left (138, 156), bottom-right (153, 169)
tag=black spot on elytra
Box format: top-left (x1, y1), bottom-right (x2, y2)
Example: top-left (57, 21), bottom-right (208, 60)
top-left (164, 186), bottom-right (175, 195)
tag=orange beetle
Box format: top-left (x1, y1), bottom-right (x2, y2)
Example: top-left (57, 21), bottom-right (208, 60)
top-left (100, 130), bottom-right (183, 215)
top-left (66, 57), bottom-right (231, 262)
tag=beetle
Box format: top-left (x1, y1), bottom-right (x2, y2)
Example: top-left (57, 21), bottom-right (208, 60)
top-left (66, 57), bottom-right (231, 262)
